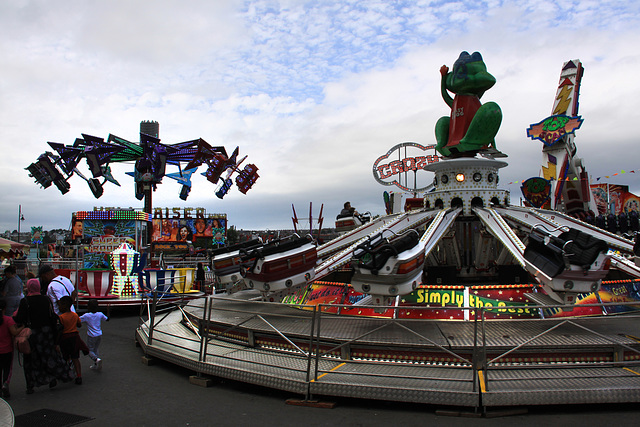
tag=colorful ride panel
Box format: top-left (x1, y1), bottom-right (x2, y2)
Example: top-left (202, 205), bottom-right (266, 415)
top-left (284, 279), bottom-right (640, 320)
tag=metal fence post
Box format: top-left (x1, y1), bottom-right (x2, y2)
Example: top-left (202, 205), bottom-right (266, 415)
top-left (198, 296), bottom-right (209, 362)
top-left (312, 304), bottom-right (325, 394)
top-left (304, 305), bottom-right (317, 401)
top-left (148, 290), bottom-right (157, 345)
top-left (472, 306), bottom-right (479, 392)
top-left (203, 295), bottom-right (213, 360)
top-left (480, 308), bottom-right (488, 389)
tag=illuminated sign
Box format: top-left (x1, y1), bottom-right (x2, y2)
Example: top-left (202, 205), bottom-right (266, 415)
top-left (372, 142), bottom-right (439, 191)
top-left (520, 177), bottom-right (552, 208)
top-left (150, 207), bottom-right (224, 220)
top-left (31, 226), bottom-right (43, 245)
top-left (90, 206), bottom-right (225, 220)
top-left (87, 236), bottom-right (134, 254)
top-left (152, 242), bottom-right (191, 251)
top-left (77, 210), bottom-right (152, 221)
top-left (152, 214), bottom-right (227, 247)
top-left (411, 288), bottom-right (535, 317)
top-left (526, 114), bottom-right (583, 146)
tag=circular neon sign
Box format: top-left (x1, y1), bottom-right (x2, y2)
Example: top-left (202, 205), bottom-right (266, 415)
top-left (372, 142), bottom-right (439, 191)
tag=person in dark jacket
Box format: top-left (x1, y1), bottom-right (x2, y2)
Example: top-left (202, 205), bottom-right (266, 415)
top-left (14, 279), bottom-right (72, 394)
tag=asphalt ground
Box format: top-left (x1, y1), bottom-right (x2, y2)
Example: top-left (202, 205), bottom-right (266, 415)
top-left (3, 307), bottom-right (640, 427)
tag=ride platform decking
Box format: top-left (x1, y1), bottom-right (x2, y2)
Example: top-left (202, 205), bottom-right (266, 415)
top-left (136, 293), bottom-right (640, 410)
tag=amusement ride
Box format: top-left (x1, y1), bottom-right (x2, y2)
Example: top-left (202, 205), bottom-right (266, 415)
top-left (24, 52), bottom-right (640, 410)
top-left (211, 52), bottom-right (640, 319)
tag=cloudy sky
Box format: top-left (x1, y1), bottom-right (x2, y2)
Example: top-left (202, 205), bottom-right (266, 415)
top-left (1, 0), bottom-right (639, 235)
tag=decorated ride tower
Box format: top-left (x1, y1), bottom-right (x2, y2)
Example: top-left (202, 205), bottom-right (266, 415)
top-left (526, 60), bottom-right (595, 217)
top-left (421, 51), bottom-right (518, 284)
top-left (346, 51), bottom-right (522, 309)
top-left (427, 51), bottom-right (506, 211)
top-left (110, 242), bottom-right (142, 297)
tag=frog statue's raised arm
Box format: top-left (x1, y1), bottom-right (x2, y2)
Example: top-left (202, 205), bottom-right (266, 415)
top-left (434, 51), bottom-right (502, 157)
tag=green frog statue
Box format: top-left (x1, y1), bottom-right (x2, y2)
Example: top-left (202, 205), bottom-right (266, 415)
top-left (435, 51), bottom-right (502, 157)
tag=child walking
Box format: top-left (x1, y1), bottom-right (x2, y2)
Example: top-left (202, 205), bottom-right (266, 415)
top-left (79, 299), bottom-right (108, 370)
top-left (57, 296), bottom-right (89, 385)
top-left (0, 300), bottom-right (22, 398)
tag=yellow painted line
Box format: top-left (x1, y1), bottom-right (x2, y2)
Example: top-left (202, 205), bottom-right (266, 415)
top-left (624, 334), bottom-right (640, 343)
top-left (478, 370), bottom-right (486, 393)
top-left (311, 362), bottom-right (346, 382)
top-left (624, 367), bottom-right (640, 376)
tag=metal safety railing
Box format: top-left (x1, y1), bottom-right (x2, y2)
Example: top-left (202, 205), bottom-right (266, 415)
top-left (137, 295), bottom-right (640, 406)
top-left (13, 258), bottom-right (83, 277)
top-left (309, 303), bottom-right (477, 399)
top-left (477, 301), bottom-right (640, 394)
top-left (138, 289), bottom-right (197, 350)
top-left (139, 296), bottom-right (482, 401)
top-left (199, 297), bottom-right (318, 387)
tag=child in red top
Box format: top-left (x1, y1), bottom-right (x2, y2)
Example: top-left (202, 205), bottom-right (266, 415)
top-left (0, 299), bottom-right (22, 398)
top-left (58, 296), bottom-right (89, 385)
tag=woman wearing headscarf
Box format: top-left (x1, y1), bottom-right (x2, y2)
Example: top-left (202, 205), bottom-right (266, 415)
top-left (14, 279), bottom-right (73, 394)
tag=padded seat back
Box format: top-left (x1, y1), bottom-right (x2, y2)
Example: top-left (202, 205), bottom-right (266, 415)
top-left (252, 236), bottom-right (312, 258)
top-left (354, 232), bottom-right (420, 275)
top-left (523, 233), bottom-right (565, 277)
top-left (211, 239), bottom-right (262, 256)
top-left (558, 228), bottom-right (608, 267)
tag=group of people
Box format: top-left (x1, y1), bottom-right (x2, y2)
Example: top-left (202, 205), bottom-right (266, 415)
top-left (0, 264), bottom-right (108, 398)
top-left (587, 210), bottom-right (640, 235)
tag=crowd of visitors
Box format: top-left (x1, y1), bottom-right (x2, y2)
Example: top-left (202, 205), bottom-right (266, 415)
top-left (587, 210), bottom-right (640, 235)
top-left (0, 263), bottom-right (108, 398)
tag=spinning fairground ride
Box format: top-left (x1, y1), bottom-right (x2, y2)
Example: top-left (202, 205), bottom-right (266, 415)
top-left (212, 54), bottom-right (640, 321)
top-left (26, 119), bottom-right (262, 307)
top-left (136, 54), bottom-right (640, 411)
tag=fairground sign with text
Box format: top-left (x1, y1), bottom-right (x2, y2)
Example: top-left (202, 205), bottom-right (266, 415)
top-left (526, 114), bottom-right (583, 147)
top-left (372, 142), bottom-right (439, 191)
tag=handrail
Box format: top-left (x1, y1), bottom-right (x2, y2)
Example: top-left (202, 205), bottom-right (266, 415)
top-left (531, 223), bottom-right (570, 235)
top-left (479, 301), bottom-right (640, 392)
top-left (137, 294), bottom-right (640, 407)
top-left (312, 303), bottom-right (476, 389)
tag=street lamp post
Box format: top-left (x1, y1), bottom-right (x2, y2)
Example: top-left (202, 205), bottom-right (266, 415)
top-left (18, 205), bottom-right (25, 243)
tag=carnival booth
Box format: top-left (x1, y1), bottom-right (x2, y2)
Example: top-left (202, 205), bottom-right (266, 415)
top-left (69, 236), bottom-right (203, 307)
top-left (78, 269), bottom-right (115, 299)
top-left (71, 209), bottom-right (152, 269)
top-left (0, 238), bottom-right (29, 259)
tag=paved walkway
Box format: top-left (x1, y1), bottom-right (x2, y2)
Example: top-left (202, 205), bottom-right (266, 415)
top-left (3, 309), bottom-right (640, 426)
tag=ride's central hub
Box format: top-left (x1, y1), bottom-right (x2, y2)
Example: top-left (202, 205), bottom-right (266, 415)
top-left (424, 157), bottom-right (510, 215)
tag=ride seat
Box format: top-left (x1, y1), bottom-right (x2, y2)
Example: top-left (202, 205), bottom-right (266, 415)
top-left (354, 232), bottom-right (420, 275)
top-left (256, 236), bottom-right (312, 258)
top-left (523, 233), bottom-right (565, 277)
top-left (240, 236), bottom-right (313, 269)
top-left (558, 228), bottom-right (608, 268)
top-left (211, 239), bottom-right (262, 256)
